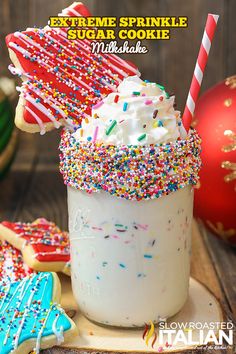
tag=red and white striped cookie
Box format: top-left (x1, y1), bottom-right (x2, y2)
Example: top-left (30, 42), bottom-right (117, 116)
top-left (0, 218), bottom-right (70, 276)
top-left (6, 2), bottom-right (139, 134)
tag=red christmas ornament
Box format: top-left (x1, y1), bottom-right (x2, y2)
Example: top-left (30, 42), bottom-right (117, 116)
top-left (193, 75), bottom-right (236, 246)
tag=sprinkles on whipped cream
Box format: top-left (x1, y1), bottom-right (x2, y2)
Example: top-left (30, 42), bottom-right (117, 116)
top-left (59, 129), bottom-right (201, 201)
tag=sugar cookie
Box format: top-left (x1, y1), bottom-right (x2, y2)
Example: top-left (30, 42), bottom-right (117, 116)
top-left (0, 272), bottom-right (77, 353)
top-left (0, 218), bottom-right (70, 275)
top-left (6, 2), bottom-right (138, 134)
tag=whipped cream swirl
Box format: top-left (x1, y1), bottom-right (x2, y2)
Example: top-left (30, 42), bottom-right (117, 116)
top-left (73, 75), bottom-right (187, 145)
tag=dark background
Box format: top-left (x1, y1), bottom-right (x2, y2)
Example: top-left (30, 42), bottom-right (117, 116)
top-left (0, 0), bottom-right (236, 111)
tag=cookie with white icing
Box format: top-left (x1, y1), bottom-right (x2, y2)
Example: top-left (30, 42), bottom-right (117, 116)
top-left (0, 218), bottom-right (71, 276)
top-left (0, 272), bottom-right (77, 354)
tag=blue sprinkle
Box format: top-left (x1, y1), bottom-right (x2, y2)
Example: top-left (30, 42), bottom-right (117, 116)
top-left (96, 275), bottom-right (101, 280)
top-left (119, 263), bottom-right (126, 268)
top-left (144, 254), bottom-right (153, 259)
top-left (123, 102), bottom-right (128, 111)
top-left (158, 120), bottom-right (163, 127)
top-left (87, 137), bottom-right (92, 142)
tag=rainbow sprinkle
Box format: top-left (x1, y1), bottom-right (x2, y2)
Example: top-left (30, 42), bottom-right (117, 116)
top-left (153, 110), bottom-right (158, 118)
top-left (119, 263), bottom-right (126, 269)
top-left (105, 120), bottom-right (117, 136)
top-left (145, 99), bottom-right (153, 105)
top-left (123, 102), bottom-right (128, 111)
top-left (93, 101), bottom-right (104, 110)
top-left (153, 121), bottom-right (158, 128)
top-left (92, 126), bottom-right (99, 143)
top-left (59, 129), bottom-right (201, 201)
top-left (144, 254), bottom-right (153, 259)
top-left (137, 133), bottom-right (147, 142)
top-left (114, 95), bottom-right (119, 103)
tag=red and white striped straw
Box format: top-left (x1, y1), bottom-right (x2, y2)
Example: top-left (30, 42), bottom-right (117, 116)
top-left (182, 14), bottom-right (219, 132)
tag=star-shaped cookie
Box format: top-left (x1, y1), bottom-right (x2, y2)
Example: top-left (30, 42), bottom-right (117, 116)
top-left (0, 272), bottom-right (77, 354)
top-left (0, 218), bottom-right (70, 276)
top-left (6, 2), bottom-right (139, 134)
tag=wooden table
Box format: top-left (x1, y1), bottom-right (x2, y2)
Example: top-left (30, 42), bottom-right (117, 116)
top-left (0, 131), bottom-right (235, 354)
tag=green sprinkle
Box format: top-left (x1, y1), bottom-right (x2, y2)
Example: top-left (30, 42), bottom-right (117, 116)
top-left (157, 84), bottom-right (165, 90)
top-left (132, 91), bottom-right (140, 96)
top-left (137, 133), bottom-right (146, 142)
top-left (165, 91), bottom-right (170, 98)
top-left (106, 120), bottom-right (117, 136)
top-left (115, 224), bottom-right (126, 228)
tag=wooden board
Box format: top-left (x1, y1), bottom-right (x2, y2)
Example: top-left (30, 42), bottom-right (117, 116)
top-left (50, 275), bottom-right (223, 353)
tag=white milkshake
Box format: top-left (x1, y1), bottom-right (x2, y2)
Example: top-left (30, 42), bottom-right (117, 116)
top-left (60, 76), bottom-right (201, 327)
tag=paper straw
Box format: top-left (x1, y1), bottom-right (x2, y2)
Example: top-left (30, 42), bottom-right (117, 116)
top-left (182, 14), bottom-right (219, 132)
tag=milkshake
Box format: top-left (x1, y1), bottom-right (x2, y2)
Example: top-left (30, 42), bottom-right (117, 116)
top-left (60, 76), bottom-right (201, 327)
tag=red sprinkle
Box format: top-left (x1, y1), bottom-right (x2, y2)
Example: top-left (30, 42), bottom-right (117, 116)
top-left (114, 95), bottom-right (119, 103)
top-left (159, 96), bottom-right (164, 102)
